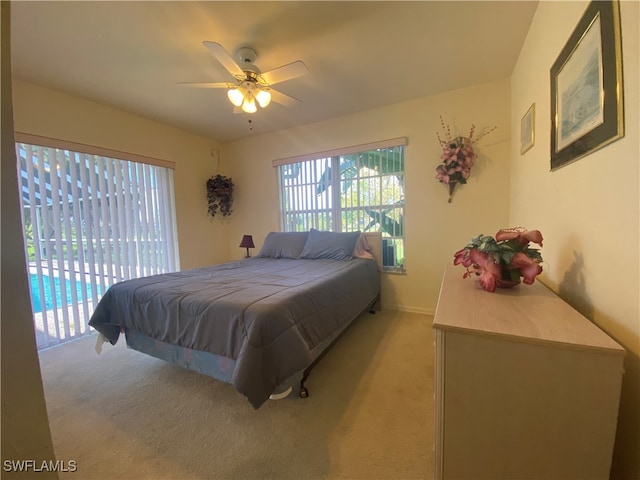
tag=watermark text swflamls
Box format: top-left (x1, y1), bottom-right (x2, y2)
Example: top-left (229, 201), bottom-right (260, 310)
top-left (3, 460), bottom-right (77, 473)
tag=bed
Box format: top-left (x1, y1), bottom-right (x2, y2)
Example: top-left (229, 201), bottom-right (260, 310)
top-left (88, 229), bottom-right (381, 408)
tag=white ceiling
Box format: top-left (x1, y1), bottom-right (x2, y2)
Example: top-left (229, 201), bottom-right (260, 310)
top-left (10, 1), bottom-right (538, 144)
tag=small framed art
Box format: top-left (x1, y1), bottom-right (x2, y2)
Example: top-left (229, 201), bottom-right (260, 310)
top-left (521, 103), bottom-right (535, 155)
top-left (550, 0), bottom-right (624, 170)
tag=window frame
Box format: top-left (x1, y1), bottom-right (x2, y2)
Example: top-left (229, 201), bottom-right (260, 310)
top-left (274, 137), bottom-right (407, 273)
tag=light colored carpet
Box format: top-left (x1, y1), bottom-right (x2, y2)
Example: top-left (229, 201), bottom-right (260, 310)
top-left (39, 309), bottom-right (435, 480)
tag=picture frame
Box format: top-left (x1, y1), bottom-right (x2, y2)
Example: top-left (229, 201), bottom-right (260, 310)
top-left (550, 0), bottom-right (624, 170)
top-left (520, 103), bottom-right (535, 155)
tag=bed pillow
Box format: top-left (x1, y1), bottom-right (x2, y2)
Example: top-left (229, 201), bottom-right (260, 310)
top-left (257, 231), bottom-right (309, 259)
top-left (299, 229), bottom-right (361, 261)
top-left (353, 233), bottom-right (375, 260)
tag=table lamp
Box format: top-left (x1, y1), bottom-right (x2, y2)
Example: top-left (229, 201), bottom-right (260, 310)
top-left (239, 234), bottom-right (255, 258)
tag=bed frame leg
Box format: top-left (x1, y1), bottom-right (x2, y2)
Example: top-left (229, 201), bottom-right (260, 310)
top-left (299, 383), bottom-right (309, 398)
top-left (297, 295), bottom-right (380, 399)
top-left (368, 294), bottom-right (381, 314)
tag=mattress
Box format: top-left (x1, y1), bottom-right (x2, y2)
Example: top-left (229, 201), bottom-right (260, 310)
top-left (89, 256), bottom-right (380, 408)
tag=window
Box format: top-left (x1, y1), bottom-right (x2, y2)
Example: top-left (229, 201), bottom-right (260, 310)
top-left (16, 137), bottom-right (179, 349)
top-left (276, 138), bottom-right (406, 272)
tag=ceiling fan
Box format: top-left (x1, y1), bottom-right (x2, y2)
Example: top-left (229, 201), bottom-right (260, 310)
top-left (180, 41), bottom-right (309, 113)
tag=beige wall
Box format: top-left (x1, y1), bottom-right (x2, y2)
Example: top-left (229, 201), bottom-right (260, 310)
top-left (1, 3), bottom-right (58, 477)
top-left (8, 2), bottom-right (638, 474)
top-left (223, 79), bottom-right (512, 313)
top-left (510, 1), bottom-right (640, 477)
top-left (11, 80), bottom-right (229, 269)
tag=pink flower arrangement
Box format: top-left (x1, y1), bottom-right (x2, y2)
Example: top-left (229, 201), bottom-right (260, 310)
top-left (453, 227), bottom-right (544, 293)
top-left (435, 116), bottom-right (496, 202)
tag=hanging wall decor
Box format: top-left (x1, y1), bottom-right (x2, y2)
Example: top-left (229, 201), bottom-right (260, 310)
top-left (521, 103), bottom-right (535, 155)
top-left (206, 174), bottom-right (234, 217)
top-left (435, 116), bottom-right (496, 203)
top-left (550, 0), bottom-right (624, 170)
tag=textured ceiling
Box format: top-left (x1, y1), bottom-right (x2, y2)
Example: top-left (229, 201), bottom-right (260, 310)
top-left (11, 1), bottom-right (538, 143)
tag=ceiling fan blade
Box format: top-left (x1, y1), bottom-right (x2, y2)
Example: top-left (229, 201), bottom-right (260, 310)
top-left (203, 41), bottom-right (245, 79)
top-left (260, 61), bottom-right (309, 86)
top-left (270, 89), bottom-right (302, 107)
top-left (178, 82), bottom-right (231, 88)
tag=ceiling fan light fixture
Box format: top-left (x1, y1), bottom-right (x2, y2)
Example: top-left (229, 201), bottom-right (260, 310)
top-left (256, 88), bottom-right (271, 108)
top-left (228, 80), bottom-right (264, 113)
top-left (227, 88), bottom-right (244, 107)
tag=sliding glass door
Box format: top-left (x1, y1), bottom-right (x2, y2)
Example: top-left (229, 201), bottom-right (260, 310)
top-left (16, 141), bottom-right (179, 349)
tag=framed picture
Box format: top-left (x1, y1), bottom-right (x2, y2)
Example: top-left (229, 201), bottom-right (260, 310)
top-left (550, 0), bottom-right (624, 170)
top-left (521, 103), bottom-right (535, 154)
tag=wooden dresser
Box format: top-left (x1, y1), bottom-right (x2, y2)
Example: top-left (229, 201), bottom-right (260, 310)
top-left (433, 264), bottom-right (625, 479)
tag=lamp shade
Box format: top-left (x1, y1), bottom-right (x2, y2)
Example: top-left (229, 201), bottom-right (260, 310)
top-left (256, 89), bottom-right (271, 108)
top-left (239, 235), bottom-right (255, 249)
top-left (227, 88), bottom-right (244, 107)
top-left (241, 97), bottom-right (257, 113)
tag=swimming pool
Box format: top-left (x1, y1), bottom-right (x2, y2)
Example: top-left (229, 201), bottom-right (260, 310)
top-left (29, 273), bottom-right (99, 314)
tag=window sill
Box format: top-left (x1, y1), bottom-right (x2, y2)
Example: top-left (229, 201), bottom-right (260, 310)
top-left (382, 267), bottom-right (406, 275)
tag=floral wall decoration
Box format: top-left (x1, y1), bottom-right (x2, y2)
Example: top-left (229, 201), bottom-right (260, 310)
top-left (435, 116), bottom-right (497, 202)
top-left (206, 174), bottom-right (234, 218)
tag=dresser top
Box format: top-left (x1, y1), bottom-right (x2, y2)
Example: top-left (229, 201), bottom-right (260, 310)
top-left (433, 264), bottom-right (625, 355)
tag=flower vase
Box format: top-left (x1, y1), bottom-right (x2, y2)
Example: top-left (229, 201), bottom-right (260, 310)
top-left (495, 276), bottom-right (521, 288)
top-left (496, 269), bottom-right (521, 288)
top-left (212, 187), bottom-right (231, 197)
top-left (448, 182), bottom-right (457, 203)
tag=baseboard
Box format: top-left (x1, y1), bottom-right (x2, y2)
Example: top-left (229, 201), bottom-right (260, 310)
top-left (382, 304), bottom-right (435, 316)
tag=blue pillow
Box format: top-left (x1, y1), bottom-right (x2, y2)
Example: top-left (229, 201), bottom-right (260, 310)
top-left (299, 229), bottom-right (361, 260)
top-left (257, 232), bottom-right (309, 259)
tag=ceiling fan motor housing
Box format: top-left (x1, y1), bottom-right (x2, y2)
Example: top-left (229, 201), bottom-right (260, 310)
top-left (236, 47), bottom-right (261, 75)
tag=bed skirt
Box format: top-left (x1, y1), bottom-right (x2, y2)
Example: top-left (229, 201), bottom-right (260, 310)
top-left (123, 295), bottom-right (379, 401)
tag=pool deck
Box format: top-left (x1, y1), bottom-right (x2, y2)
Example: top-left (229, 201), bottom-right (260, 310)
top-left (33, 299), bottom-right (99, 350)
top-left (29, 261), bottom-right (108, 350)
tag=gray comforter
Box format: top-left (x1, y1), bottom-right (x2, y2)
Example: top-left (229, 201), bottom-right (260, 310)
top-left (89, 257), bottom-right (379, 407)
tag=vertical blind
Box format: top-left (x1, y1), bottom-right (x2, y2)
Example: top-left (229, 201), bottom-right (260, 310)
top-left (16, 141), bottom-right (179, 349)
